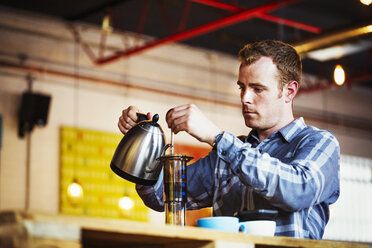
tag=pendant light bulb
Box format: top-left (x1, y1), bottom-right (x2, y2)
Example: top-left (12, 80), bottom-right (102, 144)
top-left (102, 12), bottom-right (113, 34)
top-left (67, 181), bottom-right (83, 198)
top-left (118, 196), bottom-right (134, 210)
top-left (360, 0), bottom-right (372, 6)
top-left (333, 64), bottom-right (345, 86)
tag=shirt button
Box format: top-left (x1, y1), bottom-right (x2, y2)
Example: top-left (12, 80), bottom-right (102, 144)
top-left (221, 151), bottom-right (227, 156)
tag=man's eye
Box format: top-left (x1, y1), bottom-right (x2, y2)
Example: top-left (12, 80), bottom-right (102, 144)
top-left (238, 86), bottom-right (245, 91)
top-left (254, 88), bottom-right (263, 93)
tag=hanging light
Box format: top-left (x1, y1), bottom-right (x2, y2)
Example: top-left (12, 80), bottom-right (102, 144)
top-left (67, 180), bottom-right (83, 198)
top-left (333, 64), bottom-right (345, 86)
top-left (67, 34), bottom-right (84, 204)
top-left (360, 0), bottom-right (372, 6)
top-left (102, 10), bottom-right (113, 34)
top-left (118, 196), bottom-right (134, 210)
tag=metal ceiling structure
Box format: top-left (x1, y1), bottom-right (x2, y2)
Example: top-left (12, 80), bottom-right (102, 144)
top-left (1, 0), bottom-right (371, 92)
top-left (86, 0), bottom-right (317, 65)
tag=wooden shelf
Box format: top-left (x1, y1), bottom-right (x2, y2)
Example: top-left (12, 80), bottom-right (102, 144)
top-left (25, 213), bottom-right (369, 248)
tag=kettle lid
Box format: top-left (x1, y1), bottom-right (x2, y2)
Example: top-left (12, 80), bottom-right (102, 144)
top-left (137, 114), bottom-right (164, 133)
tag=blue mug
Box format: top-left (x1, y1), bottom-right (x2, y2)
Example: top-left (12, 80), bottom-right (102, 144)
top-left (197, 216), bottom-right (243, 233)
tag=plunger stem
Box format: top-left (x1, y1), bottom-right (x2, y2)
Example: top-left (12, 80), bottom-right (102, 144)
top-left (170, 131), bottom-right (174, 154)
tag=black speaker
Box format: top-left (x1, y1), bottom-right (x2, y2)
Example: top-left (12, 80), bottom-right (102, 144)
top-left (18, 92), bottom-right (51, 138)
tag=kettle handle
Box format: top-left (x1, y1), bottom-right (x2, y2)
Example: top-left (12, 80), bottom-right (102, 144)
top-left (136, 113), bottom-right (148, 122)
top-left (136, 113), bottom-right (160, 123)
top-left (145, 144), bottom-right (171, 173)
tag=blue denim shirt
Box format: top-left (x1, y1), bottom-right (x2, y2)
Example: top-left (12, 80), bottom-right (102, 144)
top-left (136, 118), bottom-right (340, 239)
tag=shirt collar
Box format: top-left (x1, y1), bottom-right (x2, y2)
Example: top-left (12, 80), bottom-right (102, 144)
top-left (278, 117), bottom-right (307, 143)
top-left (246, 130), bottom-right (259, 147)
top-left (246, 117), bottom-right (307, 144)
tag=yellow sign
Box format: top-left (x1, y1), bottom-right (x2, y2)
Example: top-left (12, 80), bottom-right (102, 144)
top-left (60, 126), bottom-right (148, 221)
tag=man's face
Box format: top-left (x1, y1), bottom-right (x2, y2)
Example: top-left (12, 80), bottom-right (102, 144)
top-left (238, 56), bottom-right (286, 132)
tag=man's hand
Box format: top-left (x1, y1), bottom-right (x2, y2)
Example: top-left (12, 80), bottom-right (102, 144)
top-left (118, 106), bottom-right (152, 134)
top-left (166, 104), bottom-right (221, 146)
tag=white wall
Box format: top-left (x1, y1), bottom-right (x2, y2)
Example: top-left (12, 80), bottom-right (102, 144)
top-left (0, 7), bottom-right (372, 241)
top-left (0, 7), bottom-right (245, 213)
top-left (323, 155), bottom-right (372, 242)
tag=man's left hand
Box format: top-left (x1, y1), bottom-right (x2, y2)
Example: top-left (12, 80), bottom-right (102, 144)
top-left (166, 104), bottom-right (221, 146)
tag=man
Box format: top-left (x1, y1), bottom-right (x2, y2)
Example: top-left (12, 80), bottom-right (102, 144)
top-left (118, 40), bottom-right (340, 239)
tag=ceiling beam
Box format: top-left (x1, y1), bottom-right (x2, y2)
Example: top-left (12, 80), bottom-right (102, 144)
top-left (191, 0), bottom-right (321, 33)
top-left (294, 24), bottom-right (372, 54)
top-left (95, 0), bottom-right (298, 65)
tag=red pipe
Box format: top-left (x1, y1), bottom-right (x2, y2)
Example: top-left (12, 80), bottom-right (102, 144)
top-left (1, 59), bottom-right (369, 101)
top-left (157, 0), bottom-right (176, 34)
top-left (255, 13), bottom-right (321, 34)
top-left (0, 59), bottom-right (241, 107)
top-left (191, 0), bottom-right (243, 12)
top-left (178, 0), bottom-right (192, 32)
top-left (136, 0), bottom-right (151, 35)
top-left (96, 0), bottom-right (297, 65)
top-left (191, 0), bottom-right (320, 33)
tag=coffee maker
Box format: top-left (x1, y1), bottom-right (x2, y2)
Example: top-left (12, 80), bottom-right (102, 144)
top-left (110, 113), bottom-right (193, 225)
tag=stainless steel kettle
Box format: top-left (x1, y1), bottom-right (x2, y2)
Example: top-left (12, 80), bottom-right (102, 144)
top-left (110, 113), bottom-right (167, 185)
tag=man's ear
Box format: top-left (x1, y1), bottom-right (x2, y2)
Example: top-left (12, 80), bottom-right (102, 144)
top-left (285, 81), bottom-right (298, 103)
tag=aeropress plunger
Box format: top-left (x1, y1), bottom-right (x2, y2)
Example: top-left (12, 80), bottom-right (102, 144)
top-left (157, 130), bottom-right (192, 226)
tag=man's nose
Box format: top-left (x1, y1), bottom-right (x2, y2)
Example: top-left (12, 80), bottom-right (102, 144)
top-left (241, 88), bottom-right (253, 103)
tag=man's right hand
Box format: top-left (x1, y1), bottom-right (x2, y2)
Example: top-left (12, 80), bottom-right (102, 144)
top-left (118, 106), bottom-right (151, 134)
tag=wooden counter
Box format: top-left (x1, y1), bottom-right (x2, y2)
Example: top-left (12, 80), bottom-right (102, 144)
top-left (23, 213), bottom-right (368, 248)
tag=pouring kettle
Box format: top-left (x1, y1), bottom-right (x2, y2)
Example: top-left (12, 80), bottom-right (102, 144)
top-left (110, 113), bottom-right (167, 185)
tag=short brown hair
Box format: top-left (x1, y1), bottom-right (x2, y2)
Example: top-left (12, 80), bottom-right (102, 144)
top-left (238, 40), bottom-right (302, 90)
